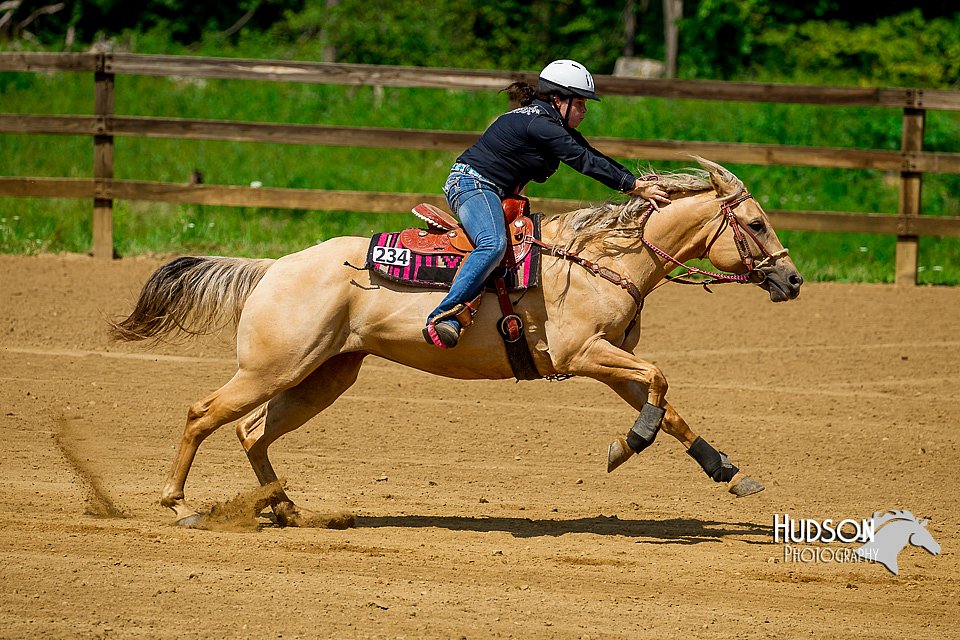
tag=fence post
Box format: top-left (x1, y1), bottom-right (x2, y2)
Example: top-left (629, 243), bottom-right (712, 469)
top-left (896, 105), bottom-right (924, 286)
top-left (93, 52), bottom-right (115, 259)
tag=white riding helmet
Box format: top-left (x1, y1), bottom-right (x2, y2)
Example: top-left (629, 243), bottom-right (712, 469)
top-left (538, 59), bottom-right (600, 101)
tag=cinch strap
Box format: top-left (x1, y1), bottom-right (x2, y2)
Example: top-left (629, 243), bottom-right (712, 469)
top-left (493, 275), bottom-right (540, 380)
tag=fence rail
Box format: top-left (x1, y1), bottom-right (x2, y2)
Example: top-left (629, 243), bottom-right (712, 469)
top-left (2, 51), bottom-right (959, 283)
top-left (5, 52), bottom-right (960, 110)
top-left (5, 114), bottom-right (960, 175)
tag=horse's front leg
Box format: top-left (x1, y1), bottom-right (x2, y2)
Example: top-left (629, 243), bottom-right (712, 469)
top-left (618, 397), bottom-right (764, 497)
top-left (556, 335), bottom-right (667, 466)
top-left (560, 337), bottom-right (763, 497)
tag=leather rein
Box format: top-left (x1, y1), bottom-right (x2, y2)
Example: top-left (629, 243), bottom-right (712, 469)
top-left (528, 191), bottom-right (789, 313)
top-left (527, 236), bottom-right (646, 309)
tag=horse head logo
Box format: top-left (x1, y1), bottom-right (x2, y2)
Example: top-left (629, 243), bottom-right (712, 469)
top-left (854, 510), bottom-right (940, 575)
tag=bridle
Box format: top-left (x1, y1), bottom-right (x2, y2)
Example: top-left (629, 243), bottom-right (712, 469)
top-left (526, 190), bottom-right (789, 326)
top-left (636, 191), bottom-right (789, 287)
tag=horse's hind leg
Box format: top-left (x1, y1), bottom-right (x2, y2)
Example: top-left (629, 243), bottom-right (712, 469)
top-left (160, 369), bottom-right (290, 525)
top-left (236, 352), bottom-right (365, 527)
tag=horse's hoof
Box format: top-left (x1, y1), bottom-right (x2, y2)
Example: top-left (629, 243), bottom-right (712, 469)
top-left (728, 472), bottom-right (764, 497)
top-left (175, 513), bottom-right (207, 528)
top-left (606, 437), bottom-right (635, 473)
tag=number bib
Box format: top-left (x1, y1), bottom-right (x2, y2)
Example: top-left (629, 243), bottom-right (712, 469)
top-left (371, 246), bottom-right (411, 267)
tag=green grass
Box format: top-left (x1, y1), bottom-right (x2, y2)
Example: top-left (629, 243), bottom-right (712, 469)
top-left (1, 61), bottom-right (958, 283)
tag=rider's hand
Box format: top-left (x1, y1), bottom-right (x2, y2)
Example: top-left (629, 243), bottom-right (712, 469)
top-left (629, 177), bottom-right (671, 210)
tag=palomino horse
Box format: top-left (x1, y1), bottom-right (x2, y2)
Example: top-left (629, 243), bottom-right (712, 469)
top-left (110, 157), bottom-right (803, 527)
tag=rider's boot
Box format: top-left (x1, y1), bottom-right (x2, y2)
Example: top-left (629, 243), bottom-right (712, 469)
top-left (423, 295), bottom-right (482, 349)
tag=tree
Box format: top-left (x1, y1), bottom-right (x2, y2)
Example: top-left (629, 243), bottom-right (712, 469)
top-left (663, 0), bottom-right (681, 78)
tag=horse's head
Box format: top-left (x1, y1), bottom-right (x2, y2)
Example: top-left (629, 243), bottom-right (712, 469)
top-left (695, 157), bottom-right (803, 302)
top-left (909, 518), bottom-right (941, 556)
top-left (857, 510), bottom-right (941, 574)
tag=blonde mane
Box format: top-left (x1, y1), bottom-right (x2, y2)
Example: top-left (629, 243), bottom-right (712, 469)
top-left (558, 169), bottom-right (715, 243)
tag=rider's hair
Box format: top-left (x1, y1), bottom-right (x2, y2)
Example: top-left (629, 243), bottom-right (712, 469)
top-left (501, 81), bottom-right (553, 107)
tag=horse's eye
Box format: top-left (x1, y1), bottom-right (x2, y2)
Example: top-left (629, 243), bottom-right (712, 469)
top-left (748, 220), bottom-right (765, 233)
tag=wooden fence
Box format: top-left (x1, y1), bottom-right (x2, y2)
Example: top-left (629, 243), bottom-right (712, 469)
top-left (2, 52), bottom-right (959, 284)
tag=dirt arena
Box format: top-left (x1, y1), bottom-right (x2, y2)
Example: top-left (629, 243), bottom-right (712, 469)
top-left (1, 253), bottom-right (958, 639)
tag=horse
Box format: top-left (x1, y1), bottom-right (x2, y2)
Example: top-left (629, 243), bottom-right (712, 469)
top-left (109, 157), bottom-right (803, 528)
top-left (854, 510), bottom-right (941, 575)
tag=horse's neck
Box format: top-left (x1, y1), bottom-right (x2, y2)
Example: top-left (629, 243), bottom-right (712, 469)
top-left (640, 191), bottom-right (719, 263)
top-left (543, 192), bottom-right (719, 294)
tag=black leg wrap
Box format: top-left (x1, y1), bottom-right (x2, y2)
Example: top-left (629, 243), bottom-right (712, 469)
top-left (687, 436), bottom-right (739, 483)
top-left (625, 402), bottom-right (665, 453)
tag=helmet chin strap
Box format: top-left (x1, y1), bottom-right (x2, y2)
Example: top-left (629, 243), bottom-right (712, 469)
top-left (554, 95), bottom-right (575, 128)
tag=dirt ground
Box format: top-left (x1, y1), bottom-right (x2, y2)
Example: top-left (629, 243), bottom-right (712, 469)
top-left (1, 253), bottom-right (958, 639)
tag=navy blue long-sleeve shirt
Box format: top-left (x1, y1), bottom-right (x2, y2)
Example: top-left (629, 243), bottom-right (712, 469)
top-left (457, 99), bottom-right (637, 194)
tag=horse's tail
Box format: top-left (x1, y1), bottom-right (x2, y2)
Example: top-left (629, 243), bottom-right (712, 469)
top-left (108, 256), bottom-right (275, 342)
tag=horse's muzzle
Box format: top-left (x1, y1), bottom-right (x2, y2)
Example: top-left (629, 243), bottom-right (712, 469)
top-left (758, 263), bottom-right (803, 302)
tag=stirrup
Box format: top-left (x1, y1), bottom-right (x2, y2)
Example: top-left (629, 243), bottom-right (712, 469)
top-left (423, 321), bottom-right (460, 349)
top-left (422, 294), bottom-right (482, 349)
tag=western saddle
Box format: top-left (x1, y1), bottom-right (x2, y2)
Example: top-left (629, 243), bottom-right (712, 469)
top-left (406, 195), bottom-right (535, 263)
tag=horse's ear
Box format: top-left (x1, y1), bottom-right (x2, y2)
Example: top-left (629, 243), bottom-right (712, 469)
top-left (691, 155), bottom-right (742, 199)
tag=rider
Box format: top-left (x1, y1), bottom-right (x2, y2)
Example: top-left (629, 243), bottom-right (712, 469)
top-left (423, 59), bottom-right (671, 349)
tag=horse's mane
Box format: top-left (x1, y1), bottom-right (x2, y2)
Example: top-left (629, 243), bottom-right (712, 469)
top-left (558, 169), bottom-right (715, 243)
top-left (871, 509), bottom-right (919, 529)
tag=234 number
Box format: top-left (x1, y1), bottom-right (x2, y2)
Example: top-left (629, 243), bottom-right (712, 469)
top-left (372, 246), bottom-right (411, 266)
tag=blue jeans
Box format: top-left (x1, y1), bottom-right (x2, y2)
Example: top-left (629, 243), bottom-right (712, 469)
top-left (427, 169), bottom-right (507, 329)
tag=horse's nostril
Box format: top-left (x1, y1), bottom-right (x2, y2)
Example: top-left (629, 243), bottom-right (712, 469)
top-left (789, 273), bottom-right (803, 286)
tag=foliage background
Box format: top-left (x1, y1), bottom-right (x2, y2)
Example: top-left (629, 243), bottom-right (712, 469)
top-left (6, 1), bottom-right (958, 86)
top-left (1, 1), bottom-right (958, 283)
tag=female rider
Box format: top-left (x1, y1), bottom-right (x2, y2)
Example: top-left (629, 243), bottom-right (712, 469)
top-left (424, 59), bottom-right (670, 349)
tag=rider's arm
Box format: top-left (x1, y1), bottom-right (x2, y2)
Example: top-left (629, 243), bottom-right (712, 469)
top-left (529, 118), bottom-right (637, 192)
